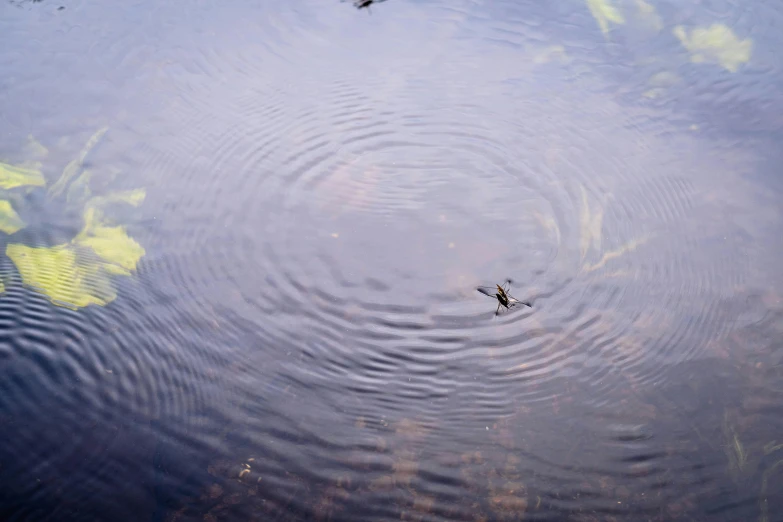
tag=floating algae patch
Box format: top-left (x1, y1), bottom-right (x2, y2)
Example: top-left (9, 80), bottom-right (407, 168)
top-left (0, 200), bottom-right (26, 235)
top-left (6, 243), bottom-right (117, 309)
top-left (673, 24), bottom-right (752, 73)
top-left (585, 0), bottom-right (625, 36)
top-left (0, 162), bottom-right (45, 190)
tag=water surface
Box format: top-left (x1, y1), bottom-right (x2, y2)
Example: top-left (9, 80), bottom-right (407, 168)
top-left (1, 0), bottom-right (783, 521)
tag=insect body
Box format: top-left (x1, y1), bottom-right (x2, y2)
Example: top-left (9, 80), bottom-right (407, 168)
top-left (344, 0), bottom-right (387, 13)
top-left (477, 280), bottom-right (532, 316)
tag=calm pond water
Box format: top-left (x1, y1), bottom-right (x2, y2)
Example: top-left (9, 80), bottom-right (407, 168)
top-left (1, 0), bottom-right (783, 520)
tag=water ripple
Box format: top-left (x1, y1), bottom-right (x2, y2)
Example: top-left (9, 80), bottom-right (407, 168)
top-left (3, 0), bottom-right (782, 520)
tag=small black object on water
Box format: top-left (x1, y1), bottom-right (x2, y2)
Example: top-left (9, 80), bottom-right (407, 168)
top-left (477, 279), bottom-right (532, 316)
top-left (344, 0), bottom-right (387, 13)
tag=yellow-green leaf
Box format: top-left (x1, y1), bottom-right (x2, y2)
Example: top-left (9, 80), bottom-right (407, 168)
top-left (586, 0), bottom-right (625, 36)
top-left (86, 188), bottom-right (146, 211)
top-left (77, 229), bottom-right (144, 273)
top-left (0, 200), bottom-right (26, 234)
top-left (673, 24), bottom-right (752, 73)
top-left (0, 162), bottom-right (46, 190)
top-left (76, 207), bottom-right (145, 272)
top-left (6, 243), bottom-right (117, 309)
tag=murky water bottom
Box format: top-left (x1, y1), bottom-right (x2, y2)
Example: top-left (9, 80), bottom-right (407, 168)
top-left (1, 0), bottom-right (783, 521)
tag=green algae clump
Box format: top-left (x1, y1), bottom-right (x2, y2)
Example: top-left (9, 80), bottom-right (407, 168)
top-left (673, 24), bottom-right (752, 73)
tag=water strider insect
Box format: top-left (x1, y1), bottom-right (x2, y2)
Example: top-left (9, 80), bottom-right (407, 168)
top-left (477, 279), bottom-right (532, 316)
top-left (344, 0), bottom-right (387, 13)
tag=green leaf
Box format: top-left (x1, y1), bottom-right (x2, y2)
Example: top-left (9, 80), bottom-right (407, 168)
top-left (674, 24), bottom-right (752, 73)
top-left (0, 200), bottom-right (26, 234)
top-left (0, 162), bottom-right (46, 190)
top-left (586, 0), bottom-right (625, 36)
top-left (6, 242), bottom-right (117, 309)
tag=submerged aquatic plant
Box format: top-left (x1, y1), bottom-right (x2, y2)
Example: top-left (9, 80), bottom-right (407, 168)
top-left (0, 162), bottom-right (45, 190)
top-left (0, 128), bottom-right (146, 309)
top-left (722, 412), bottom-right (750, 485)
top-left (575, 184), bottom-right (651, 273)
top-left (673, 24), bottom-right (752, 73)
top-left (585, 0), bottom-right (625, 36)
top-left (633, 0), bottom-right (662, 32)
top-left (0, 200), bottom-right (26, 235)
top-left (579, 185), bottom-right (604, 263)
top-left (760, 443), bottom-right (783, 522)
